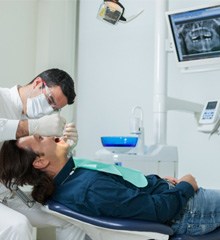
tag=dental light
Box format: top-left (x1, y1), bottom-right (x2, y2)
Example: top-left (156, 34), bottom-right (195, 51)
top-left (97, 0), bottom-right (126, 25)
top-left (97, 0), bottom-right (144, 25)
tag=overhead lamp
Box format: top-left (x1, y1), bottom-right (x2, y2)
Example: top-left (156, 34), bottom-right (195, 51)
top-left (97, 0), bottom-right (144, 25)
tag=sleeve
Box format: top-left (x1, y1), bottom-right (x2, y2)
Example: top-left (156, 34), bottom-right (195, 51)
top-left (0, 119), bottom-right (19, 141)
top-left (85, 178), bottom-right (194, 223)
top-left (151, 181), bottom-right (194, 222)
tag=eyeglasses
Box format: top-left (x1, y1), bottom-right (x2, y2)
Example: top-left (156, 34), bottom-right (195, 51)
top-left (42, 82), bottom-right (58, 110)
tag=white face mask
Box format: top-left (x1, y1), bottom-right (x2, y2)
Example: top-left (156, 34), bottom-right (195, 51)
top-left (26, 93), bottom-right (54, 119)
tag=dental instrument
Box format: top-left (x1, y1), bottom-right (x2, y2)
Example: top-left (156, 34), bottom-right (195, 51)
top-left (129, 106), bottom-right (147, 155)
top-left (197, 100), bottom-right (220, 139)
top-left (11, 184), bottom-right (35, 208)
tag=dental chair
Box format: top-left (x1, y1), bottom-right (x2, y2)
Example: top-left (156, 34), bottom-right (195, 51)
top-left (42, 200), bottom-right (220, 240)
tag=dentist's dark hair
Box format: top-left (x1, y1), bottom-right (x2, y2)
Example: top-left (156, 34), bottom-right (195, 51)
top-left (29, 68), bottom-right (76, 105)
top-left (0, 140), bottom-right (54, 204)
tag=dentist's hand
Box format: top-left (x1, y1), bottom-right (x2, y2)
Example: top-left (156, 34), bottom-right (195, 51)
top-left (63, 122), bottom-right (78, 148)
top-left (28, 113), bottom-right (66, 136)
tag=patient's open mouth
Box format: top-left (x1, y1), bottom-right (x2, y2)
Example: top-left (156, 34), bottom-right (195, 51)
top-left (54, 137), bottom-right (60, 143)
top-left (54, 137), bottom-right (66, 145)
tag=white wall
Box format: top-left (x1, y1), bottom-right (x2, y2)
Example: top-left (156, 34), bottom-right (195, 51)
top-left (76, 0), bottom-right (155, 155)
top-left (0, 0), bottom-right (37, 87)
top-left (76, 0), bottom-right (220, 188)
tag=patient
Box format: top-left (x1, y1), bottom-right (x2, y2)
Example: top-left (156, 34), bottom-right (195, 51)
top-left (1, 135), bottom-right (220, 236)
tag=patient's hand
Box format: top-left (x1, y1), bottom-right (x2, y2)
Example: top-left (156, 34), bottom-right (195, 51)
top-left (164, 176), bottom-right (178, 185)
top-left (177, 174), bottom-right (198, 192)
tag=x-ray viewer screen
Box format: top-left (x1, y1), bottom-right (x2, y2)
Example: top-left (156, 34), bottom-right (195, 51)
top-left (168, 5), bottom-right (220, 62)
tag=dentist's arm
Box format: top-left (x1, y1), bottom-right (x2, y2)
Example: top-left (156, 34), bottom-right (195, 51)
top-left (0, 113), bottom-right (66, 141)
top-left (0, 119), bottom-right (21, 141)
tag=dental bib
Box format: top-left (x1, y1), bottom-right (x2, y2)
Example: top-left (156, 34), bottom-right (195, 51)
top-left (73, 158), bottom-right (148, 188)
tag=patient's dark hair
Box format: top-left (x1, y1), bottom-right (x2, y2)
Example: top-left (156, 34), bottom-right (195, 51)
top-left (0, 140), bottom-right (55, 204)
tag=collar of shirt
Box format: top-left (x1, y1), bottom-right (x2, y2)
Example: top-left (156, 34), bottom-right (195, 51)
top-left (53, 157), bottom-right (75, 185)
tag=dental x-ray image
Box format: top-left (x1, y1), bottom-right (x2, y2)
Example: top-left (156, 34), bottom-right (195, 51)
top-left (167, 5), bottom-right (220, 63)
top-left (177, 19), bottom-right (220, 56)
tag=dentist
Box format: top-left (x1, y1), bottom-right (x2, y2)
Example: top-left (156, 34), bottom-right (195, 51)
top-left (0, 68), bottom-right (85, 240)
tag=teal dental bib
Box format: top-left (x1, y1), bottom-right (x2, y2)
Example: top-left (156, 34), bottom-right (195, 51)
top-left (73, 158), bottom-right (148, 188)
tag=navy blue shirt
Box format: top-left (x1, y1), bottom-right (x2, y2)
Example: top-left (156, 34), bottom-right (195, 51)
top-left (51, 157), bottom-right (194, 223)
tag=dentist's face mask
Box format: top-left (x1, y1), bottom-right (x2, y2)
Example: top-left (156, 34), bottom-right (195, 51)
top-left (26, 84), bottom-right (55, 119)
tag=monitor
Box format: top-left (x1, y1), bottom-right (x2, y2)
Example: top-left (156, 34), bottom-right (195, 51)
top-left (166, 4), bottom-right (220, 72)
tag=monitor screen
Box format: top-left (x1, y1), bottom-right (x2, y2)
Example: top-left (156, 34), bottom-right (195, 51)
top-left (166, 4), bottom-right (220, 71)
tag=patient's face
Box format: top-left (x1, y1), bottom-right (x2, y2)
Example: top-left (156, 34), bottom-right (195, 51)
top-left (17, 135), bottom-right (68, 158)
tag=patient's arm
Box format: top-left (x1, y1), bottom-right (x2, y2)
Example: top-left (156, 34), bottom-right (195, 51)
top-left (164, 174), bottom-right (198, 191)
top-left (177, 174), bottom-right (198, 192)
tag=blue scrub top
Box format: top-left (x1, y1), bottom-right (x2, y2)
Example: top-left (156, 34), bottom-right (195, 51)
top-left (51, 157), bottom-right (194, 223)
